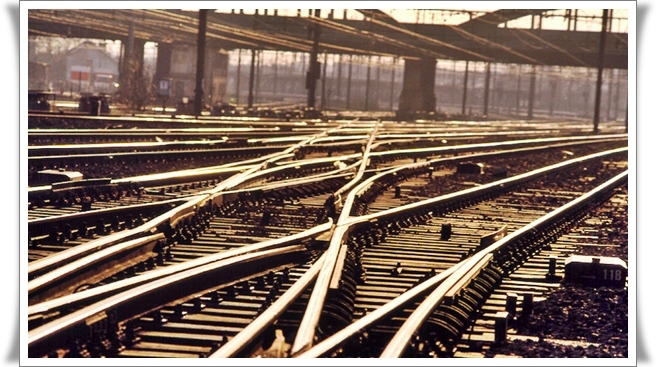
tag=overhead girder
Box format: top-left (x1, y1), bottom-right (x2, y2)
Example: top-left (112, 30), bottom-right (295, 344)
top-left (27, 9), bottom-right (628, 69)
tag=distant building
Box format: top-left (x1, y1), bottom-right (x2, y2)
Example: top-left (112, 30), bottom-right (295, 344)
top-left (65, 41), bottom-right (119, 94)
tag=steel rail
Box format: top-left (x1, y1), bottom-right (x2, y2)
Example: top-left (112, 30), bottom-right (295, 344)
top-left (351, 147), bottom-right (627, 227)
top-left (28, 125), bottom-right (347, 301)
top-left (28, 219), bottom-right (333, 318)
top-left (28, 145), bottom-right (285, 161)
top-left (28, 127), bottom-right (283, 134)
top-left (291, 121), bottom-right (379, 354)
top-left (27, 196), bottom-right (203, 277)
top-left (28, 197), bottom-right (190, 229)
top-left (221, 167), bottom-right (358, 197)
top-left (368, 134), bottom-right (628, 159)
top-left (342, 138), bottom-right (628, 221)
top-left (293, 261), bottom-right (464, 358)
top-left (209, 252), bottom-right (328, 358)
top-left (28, 244), bottom-right (312, 357)
top-left (27, 193), bottom-right (210, 292)
top-left (380, 170), bottom-right (629, 357)
top-left (29, 139), bottom-right (236, 152)
top-left (28, 233), bottom-right (165, 304)
top-left (292, 146), bottom-right (626, 355)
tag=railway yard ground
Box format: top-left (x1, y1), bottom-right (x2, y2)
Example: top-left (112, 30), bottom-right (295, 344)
top-left (22, 111), bottom-right (634, 363)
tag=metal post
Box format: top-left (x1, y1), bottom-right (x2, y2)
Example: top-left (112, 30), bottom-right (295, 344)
top-left (375, 56), bottom-right (381, 110)
top-left (346, 54), bottom-right (353, 109)
top-left (194, 9), bottom-right (208, 116)
top-left (625, 95), bottom-right (628, 133)
top-left (235, 49), bottom-right (241, 105)
top-left (536, 66), bottom-right (543, 110)
top-left (528, 65), bottom-right (536, 120)
top-left (566, 71), bottom-right (573, 112)
top-left (390, 57), bottom-right (396, 111)
top-left (248, 49), bottom-right (255, 109)
top-left (505, 293), bottom-right (518, 317)
top-left (307, 9), bottom-right (321, 109)
top-left (365, 56), bottom-right (371, 111)
top-left (273, 51), bottom-right (278, 97)
top-left (483, 62), bottom-right (491, 116)
top-left (516, 65), bottom-right (522, 115)
top-left (452, 60), bottom-right (457, 106)
top-left (255, 50), bottom-right (261, 104)
top-left (593, 9), bottom-right (609, 133)
top-left (521, 293), bottom-right (534, 319)
top-left (613, 69), bottom-right (621, 120)
top-left (461, 60), bottom-right (469, 115)
top-left (336, 54), bottom-right (342, 108)
top-left (606, 69), bottom-right (613, 121)
top-left (321, 51), bottom-right (327, 110)
top-left (549, 75), bottom-right (557, 117)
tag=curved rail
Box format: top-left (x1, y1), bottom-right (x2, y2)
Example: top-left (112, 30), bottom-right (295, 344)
top-left (28, 243), bottom-right (315, 357)
top-left (209, 252), bottom-right (328, 358)
top-left (291, 121), bottom-right (379, 354)
top-left (28, 219), bottom-right (333, 318)
top-left (28, 124), bottom-right (349, 305)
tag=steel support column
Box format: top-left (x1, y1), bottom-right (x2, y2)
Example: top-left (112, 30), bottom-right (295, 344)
top-left (593, 9), bottom-right (609, 133)
top-left (306, 9), bottom-right (321, 109)
top-left (528, 65), bottom-right (536, 120)
top-left (321, 51), bottom-right (328, 110)
top-left (397, 57), bottom-right (436, 118)
top-left (273, 51), bottom-right (278, 97)
top-left (235, 49), bottom-right (241, 105)
top-left (336, 54), bottom-right (342, 107)
top-left (462, 60), bottom-right (469, 115)
top-left (194, 9), bottom-right (208, 116)
top-left (483, 62), bottom-right (491, 116)
top-left (390, 57), bottom-right (396, 111)
top-left (346, 54), bottom-right (352, 110)
top-left (248, 49), bottom-right (255, 108)
top-left (365, 56), bottom-right (371, 111)
top-left (515, 65), bottom-right (522, 116)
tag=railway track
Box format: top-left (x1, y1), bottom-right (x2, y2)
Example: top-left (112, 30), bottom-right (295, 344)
top-left (24, 119), bottom-right (630, 359)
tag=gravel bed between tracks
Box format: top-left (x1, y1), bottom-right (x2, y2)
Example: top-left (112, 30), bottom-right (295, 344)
top-left (484, 189), bottom-right (629, 359)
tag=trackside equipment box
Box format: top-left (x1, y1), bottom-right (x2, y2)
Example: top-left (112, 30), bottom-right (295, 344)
top-left (564, 255), bottom-right (627, 288)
